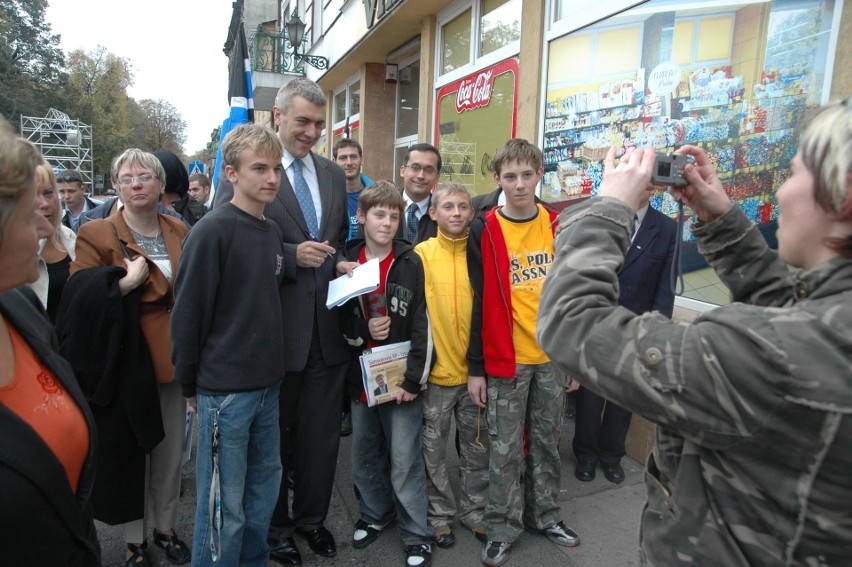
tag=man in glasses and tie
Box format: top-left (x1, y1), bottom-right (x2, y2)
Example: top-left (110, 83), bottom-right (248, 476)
top-left (398, 144), bottom-right (441, 245)
top-left (57, 169), bottom-right (99, 232)
top-left (213, 77), bottom-right (350, 566)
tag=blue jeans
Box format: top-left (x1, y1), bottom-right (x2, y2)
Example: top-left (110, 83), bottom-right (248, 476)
top-left (192, 385), bottom-right (282, 567)
top-left (350, 398), bottom-right (433, 546)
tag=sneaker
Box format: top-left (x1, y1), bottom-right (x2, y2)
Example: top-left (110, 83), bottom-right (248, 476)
top-left (472, 525), bottom-right (487, 544)
top-left (405, 543), bottom-right (432, 567)
top-left (481, 541), bottom-right (511, 567)
top-left (433, 528), bottom-right (455, 548)
top-left (352, 518), bottom-right (389, 549)
top-left (340, 412), bottom-right (353, 437)
top-left (541, 521), bottom-right (579, 547)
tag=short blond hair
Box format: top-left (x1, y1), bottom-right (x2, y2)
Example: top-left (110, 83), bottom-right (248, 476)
top-left (221, 123), bottom-right (283, 170)
top-left (0, 118), bottom-right (42, 247)
top-left (111, 149), bottom-right (167, 186)
top-left (797, 98), bottom-right (852, 256)
top-left (431, 182), bottom-right (471, 208)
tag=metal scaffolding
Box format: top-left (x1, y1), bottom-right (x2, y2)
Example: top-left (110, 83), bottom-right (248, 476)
top-left (20, 108), bottom-right (93, 188)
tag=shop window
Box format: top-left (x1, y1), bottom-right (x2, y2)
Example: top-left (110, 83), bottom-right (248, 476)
top-left (434, 59), bottom-right (519, 197)
top-left (438, 0), bottom-right (520, 80)
top-left (396, 59), bottom-right (421, 139)
top-left (394, 56), bottom-right (422, 185)
top-left (332, 74), bottom-right (361, 144)
top-left (480, 0), bottom-right (521, 58)
top-left (441, 9), bottom-right (472, 75)
top-left (349, 83), bottom-right (361, 117)
top-left (542, 0), bottom-right (840, 306)
top-left (334, 91), bottom-right (347, 123)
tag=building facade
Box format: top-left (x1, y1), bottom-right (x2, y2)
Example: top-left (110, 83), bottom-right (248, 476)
top-left (226, 0), bottom-right (848, 458)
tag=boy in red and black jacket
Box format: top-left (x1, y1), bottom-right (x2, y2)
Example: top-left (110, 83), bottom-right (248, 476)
top-left (467, 139), bottom-right (580, 567)
top-left (339, 181), bottom-right (436, 567)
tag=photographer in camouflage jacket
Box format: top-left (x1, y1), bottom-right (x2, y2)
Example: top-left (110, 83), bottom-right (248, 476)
top-left (538, 99), bottom-right (852, 566)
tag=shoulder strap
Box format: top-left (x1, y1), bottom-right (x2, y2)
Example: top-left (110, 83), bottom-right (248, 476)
top-left (107, 220), bottom-right (133, 261)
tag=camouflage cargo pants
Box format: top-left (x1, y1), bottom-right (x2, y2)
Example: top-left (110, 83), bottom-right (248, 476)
top-left (485, 362), bottom-right (564, 542)
top-left (422, 383), bottom-right (489, 533)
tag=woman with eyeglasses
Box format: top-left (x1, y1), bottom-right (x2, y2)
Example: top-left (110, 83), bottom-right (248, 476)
top-left (0, 119), bottom-right (101, 565)
top-left (538, 99), bottom-right (852, 564)
top-left (57, 149), bottom-right (191, 566)
top-left (28, 162), bottom-right (77, 323)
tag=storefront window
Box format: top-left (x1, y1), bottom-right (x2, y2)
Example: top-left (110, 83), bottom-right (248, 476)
top-left (396, 60), bottom-right (421, 139)
top-left (442, 9), bottom-right (472, 75)
top-left (332, 74), bottom-right (361, 150)
top-left (334, 90), bottom-right (347, 123)
top-left (349, 83), bottom-right (361, 117)
top-left (435, 58), bottom-right (519, 196)
top-left (333, 122), bottom-right (360, 147)
top-left (542, 0), bottom-right (839, 305)
top-left (480, 0), bottom-right (521, 58)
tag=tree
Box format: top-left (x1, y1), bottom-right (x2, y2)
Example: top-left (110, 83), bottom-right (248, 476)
top-left (135, 98), bottom-right (187, 155)
top-left (0, 0), bottom-right (66, 125)
top-left (64, 46), bottom-right (133, 174)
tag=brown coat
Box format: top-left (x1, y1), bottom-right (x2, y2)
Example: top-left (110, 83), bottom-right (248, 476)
top-left (71, 209), bottom-right (188, 383)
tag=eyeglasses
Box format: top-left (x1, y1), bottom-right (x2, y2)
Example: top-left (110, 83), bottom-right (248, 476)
top-left (117, 174), bottom-right (156, 186)
top-left (405, 164), bottom-right (438, 175)
top-left (56, 176), bottom-right (82, 184)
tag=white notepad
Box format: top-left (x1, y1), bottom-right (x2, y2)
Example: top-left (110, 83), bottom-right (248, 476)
top-left (325, 257), bottom-right (380, 308)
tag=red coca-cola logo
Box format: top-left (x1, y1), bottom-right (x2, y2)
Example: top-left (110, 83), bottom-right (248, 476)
top-left (455, 70), bottom-right (494, 113)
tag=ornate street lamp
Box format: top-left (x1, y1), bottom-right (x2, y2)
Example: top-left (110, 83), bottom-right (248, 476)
top-left (286, 9), bottom-right (329, 70)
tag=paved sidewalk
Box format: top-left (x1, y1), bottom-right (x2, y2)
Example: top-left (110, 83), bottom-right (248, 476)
top-left (97, 407), bottom-right (646, 566)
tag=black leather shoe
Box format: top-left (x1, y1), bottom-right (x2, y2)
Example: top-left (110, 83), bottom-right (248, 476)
top-left (297, 526), bottom-right (337, 557)
top-left (340, 412), bottom-right (353, 437)
top-left (269, 537), bottom-right (302, 565)
top-left (575, 460), bottom-right (596, 482)
top-left (601, 462), bottom-right (625, 484)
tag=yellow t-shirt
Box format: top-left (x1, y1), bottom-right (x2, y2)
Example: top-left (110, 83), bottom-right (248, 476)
top-left (496, 205), bottom-right (553, 364)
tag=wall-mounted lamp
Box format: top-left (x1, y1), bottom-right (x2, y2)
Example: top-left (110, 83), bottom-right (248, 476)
top-left (286, 9), bottom-right (329, 70)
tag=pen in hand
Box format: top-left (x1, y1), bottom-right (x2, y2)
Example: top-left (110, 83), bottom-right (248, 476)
top-left (304, 229), bottom-right (335, 261)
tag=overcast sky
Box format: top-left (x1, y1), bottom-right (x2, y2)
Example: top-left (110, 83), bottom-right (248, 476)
top-left (46, 0), bottom-right (234, 155)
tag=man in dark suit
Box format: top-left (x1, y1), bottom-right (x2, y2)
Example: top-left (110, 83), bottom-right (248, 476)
top-left (572, 190), bottom-right (677, 484)
top-left (397, 143), bottom-right (441, 244)
top-left (213, 78), bottom-right (350, 565)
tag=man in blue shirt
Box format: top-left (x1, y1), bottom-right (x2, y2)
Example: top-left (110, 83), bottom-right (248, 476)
top-left (333, 138), bottom-right (373, 241)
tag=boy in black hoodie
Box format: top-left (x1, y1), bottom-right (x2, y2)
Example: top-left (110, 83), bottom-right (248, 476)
top-left (340, 181), bottom-right (435, 567)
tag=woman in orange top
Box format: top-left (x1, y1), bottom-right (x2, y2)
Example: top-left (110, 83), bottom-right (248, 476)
top-left (64, 149), bottom-right (190, 566)
top-left (0, 118), bottom-right (101, 565)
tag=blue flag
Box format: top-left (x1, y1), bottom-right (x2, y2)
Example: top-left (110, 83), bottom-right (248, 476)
top-left (211, 26), bottom-right (254, 202)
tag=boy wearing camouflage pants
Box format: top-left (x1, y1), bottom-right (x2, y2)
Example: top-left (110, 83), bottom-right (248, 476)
top-left (415, 182), bottom-right (489, 548)
top-left (467, 139), bottom-right (579, 566)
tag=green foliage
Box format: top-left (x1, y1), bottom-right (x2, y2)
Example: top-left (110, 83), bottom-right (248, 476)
top-left (136, 98), bottom-right (187, 155)
top-left (0, 0), bottom-right (66, 126)
top-left (64, 46), bottom-right (133, 173)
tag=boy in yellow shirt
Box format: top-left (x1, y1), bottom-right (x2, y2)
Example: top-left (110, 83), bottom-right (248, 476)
top-left (467, 139), bottom-right (579, 566)
top-left (415, 182), bottom-right (489, 549)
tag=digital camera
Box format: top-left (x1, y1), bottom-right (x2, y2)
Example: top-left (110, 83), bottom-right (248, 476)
top-left (651, 152), bottom-right (695, 187)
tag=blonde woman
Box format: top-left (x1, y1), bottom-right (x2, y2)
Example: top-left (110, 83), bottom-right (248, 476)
top-left (59, 149), bottom-right (190, 566)
top-left (0, 119), bottom-right (100, 565)
top-left (29, 163), bottom-right (76, 322)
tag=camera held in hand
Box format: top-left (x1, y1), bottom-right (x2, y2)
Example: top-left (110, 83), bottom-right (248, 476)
top-left (651, 152), bottom-right (695, 187)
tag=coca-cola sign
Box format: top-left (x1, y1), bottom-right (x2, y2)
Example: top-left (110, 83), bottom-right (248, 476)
top-left (455, 70), bottom-right (494, 113)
